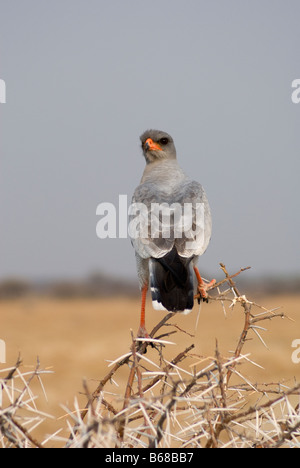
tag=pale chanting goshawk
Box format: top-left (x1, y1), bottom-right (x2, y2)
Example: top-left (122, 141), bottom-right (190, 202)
top-left (130, 130), bottom-right (215, 337)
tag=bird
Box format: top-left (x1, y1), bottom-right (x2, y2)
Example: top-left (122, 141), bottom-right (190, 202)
top-left (129, 129), bottom-right (215, 337)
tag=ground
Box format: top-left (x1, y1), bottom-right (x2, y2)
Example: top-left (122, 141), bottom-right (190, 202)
top-left (1, 294), bottom-right (299, 446)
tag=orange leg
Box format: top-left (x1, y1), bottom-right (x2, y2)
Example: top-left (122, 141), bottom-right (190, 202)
top-left (137, 283), bottom-right (149, 338)
top-left (193, 267), bottom-right (216, 303)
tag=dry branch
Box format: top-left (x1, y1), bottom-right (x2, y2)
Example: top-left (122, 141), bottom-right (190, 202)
top-left (63, 263), bottom-right (299, 449)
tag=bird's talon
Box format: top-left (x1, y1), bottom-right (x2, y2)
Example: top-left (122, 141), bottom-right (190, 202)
top-left (137, 326), bottom-right (150, 340)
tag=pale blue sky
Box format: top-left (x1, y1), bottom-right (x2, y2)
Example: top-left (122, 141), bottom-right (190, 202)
top-left (0, 0), bottom-right (299, 281)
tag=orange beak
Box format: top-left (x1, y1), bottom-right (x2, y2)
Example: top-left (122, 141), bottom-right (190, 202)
top-left (144, 138), bottom-right (162, 152)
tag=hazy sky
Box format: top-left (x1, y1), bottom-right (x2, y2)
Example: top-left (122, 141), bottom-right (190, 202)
top-left (0, 0), bottom-right (299, 282)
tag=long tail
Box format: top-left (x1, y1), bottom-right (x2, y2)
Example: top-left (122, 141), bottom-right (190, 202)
top-left (149, 246), bottom-right (194, 313)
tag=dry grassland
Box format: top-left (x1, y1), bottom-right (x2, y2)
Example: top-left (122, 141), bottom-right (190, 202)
top-left (0, 293), bottom-right (299, 445)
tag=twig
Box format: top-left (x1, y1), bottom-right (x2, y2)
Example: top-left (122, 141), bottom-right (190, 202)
top-left (61, 263), bottom-right (298, 449)
top-left (68, 311), bottom-right (177, 440)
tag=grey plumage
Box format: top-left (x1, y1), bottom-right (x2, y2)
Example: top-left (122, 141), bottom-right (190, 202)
top-left (130, 130), bottom-right (212, 313)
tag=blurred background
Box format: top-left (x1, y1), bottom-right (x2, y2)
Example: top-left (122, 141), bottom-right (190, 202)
top-left (0, 0), bottom-right (299, 444)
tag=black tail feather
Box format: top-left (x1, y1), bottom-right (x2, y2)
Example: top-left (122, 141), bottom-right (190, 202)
top-left (149, 247), bottom-right (194, 312)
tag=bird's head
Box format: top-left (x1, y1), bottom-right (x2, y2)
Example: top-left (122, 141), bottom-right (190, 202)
top-left (140, 129), bottom-right (176, 164)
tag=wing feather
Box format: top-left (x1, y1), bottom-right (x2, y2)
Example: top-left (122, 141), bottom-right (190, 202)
top-left (129, 180), bottom-right (211, 259)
